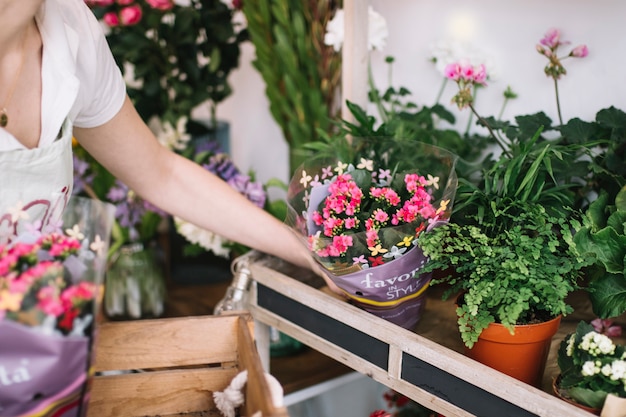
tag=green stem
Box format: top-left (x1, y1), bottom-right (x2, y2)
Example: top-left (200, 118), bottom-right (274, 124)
top-left (468, 102), bottom-right (511, 158)
top-left (434, 78), bottom-right (447, 106)
top-left (368, 62), bottom-right (388, 123)
top-left (553, 78), bottom-right (563, 125)
top-left (498, 98), bottom-right (509, 121)
top-left (464, 87), bottom-right (477, 136)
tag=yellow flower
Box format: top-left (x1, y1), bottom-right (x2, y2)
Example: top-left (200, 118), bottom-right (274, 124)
top-left (397, 236), bottom-right (413, 247)
top-left (0, 290), bottom-right (23, 312)
top-left (368, 244), bottom-right (388, 256)
top-left (436, 199), bottom-right (450, 215)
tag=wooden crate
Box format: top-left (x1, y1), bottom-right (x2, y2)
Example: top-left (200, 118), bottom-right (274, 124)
top-left (247, 256), bottom-right (598, 417)
top-left (88, 313), bottom-right (288, 417)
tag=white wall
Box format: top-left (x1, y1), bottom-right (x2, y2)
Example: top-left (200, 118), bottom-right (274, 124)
top-left (216, 0), bottom-right (626, 184)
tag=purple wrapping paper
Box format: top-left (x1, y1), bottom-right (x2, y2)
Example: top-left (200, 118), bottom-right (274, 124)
top-left (0, 197), bottom-right (115, 417)
top-left (0, 321), bottom-right (89, 417)
top-left (324, 245), bottom-right (432, 330)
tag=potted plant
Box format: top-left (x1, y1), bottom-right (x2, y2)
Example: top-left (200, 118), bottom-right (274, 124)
top-left (416, 54), bottom-right (596, 385)
top-left (85, 0), bottom-right (248, 147)
top-left (554, 320), bottom-right (626, 415)
top-left (418, 190), bottom-right (594, 386)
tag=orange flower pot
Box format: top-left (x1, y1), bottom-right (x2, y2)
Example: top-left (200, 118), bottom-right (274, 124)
top-left (464, 315), bottom-right (562, 387)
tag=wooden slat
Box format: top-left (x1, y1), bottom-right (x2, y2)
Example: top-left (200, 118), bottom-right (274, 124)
top-left (237, 317), bottom-right (289, 417)
top-left (89, 314), bottom-right (287, 416)
top-left (248, 261), bottom-right (593, 417)
top-left (88, 368), bottom-right (237, 417)
top-left (94, 315), bottom-right (239, 371)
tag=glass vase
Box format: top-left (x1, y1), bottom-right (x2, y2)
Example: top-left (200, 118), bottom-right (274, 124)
top-left (105, 242), bottom-right (166, 320)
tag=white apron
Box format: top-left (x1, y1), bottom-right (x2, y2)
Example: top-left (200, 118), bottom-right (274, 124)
top-left (0, 118), bottom-right (74, 244)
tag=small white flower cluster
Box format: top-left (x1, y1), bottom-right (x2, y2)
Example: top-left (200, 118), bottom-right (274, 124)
top-left (173, 216), bottom-right (231, 258)
top-left (581, 359), bottom-right (626, 383)
top-left (579, 331), bottom-right (617, 356)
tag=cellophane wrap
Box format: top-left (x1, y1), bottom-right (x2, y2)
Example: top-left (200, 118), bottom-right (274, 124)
top-left (286, 139), bottom-right (458, 329)
top-left (0, 197), bottom-right (115, 417)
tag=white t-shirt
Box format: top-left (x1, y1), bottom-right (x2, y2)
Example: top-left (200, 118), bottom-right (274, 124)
top-left (0, 0), bottom-right (126, 151)
top-left (0, 0), bottom-right (126, 241)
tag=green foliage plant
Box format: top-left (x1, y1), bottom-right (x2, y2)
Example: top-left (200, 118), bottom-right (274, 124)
top-left (418, 197), bottom-right (594, 348)
top-left (574, 186), bottom-right (626, 319)
top-left (242, 0), bottom-right (342, 173)
top-left (86, 0), bottom-right (247, 130)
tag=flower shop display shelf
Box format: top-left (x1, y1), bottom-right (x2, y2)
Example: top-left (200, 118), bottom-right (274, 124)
top-left (88, 313), bottom-right (288, 417)
top-left (247, 256), bottom-right (596, 417)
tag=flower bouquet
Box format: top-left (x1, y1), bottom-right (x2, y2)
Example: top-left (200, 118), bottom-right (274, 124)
top-left (0, 197), bottom-right (115, 417)
top-left (555, 320), bottom-right (626, 414)
top-left (286, 138), bottom-right (457, 329)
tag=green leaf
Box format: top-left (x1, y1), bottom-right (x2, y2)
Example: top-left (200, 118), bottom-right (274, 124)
top-left (567, 387), bottom-right (608, 410)
top-left (559, 118), bottom-right (601, 144)
top-left (575, 227), bottom-right (626, 273)
top-left (588, 273), bottom-right (626, 318)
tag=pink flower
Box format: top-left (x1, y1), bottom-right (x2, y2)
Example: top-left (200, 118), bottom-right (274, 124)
top-left (146, 0), bottom-right (174, 10)
top-left (372, 209), bottom-right (389, 224)
top-left (473, 64), bottom-right (488, 85)
top-left (570, 44), bottom-right (589, 58)
top-left (119, 4), bottom-right (143, 26)
top-left (540, 28), bottom-right (561, 49)
top-left (37, 286), bottom-right (64, 317)
top-left (103, 11), bottom-right (120, 26)
top-left (591, 318), bottom-right (622, 338)
top-left (460, 64), bottom-right (475, 82)
top-left (444, 62), bottom-right (462, 81)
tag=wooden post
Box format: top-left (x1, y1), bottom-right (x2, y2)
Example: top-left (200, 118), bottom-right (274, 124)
top-left (341, 0), bottom-right (369, 124)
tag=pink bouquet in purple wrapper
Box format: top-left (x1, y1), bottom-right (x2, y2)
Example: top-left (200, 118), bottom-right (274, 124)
top-left (286, 139), bottom-right (458, 329)
top-left (0, 197), bottom-right (115, 417)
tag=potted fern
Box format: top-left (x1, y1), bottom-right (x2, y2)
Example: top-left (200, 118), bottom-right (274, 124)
top-left (417, 132), bottom-right (595, 387)
top-left (416, 59), bottom-right (596, 385)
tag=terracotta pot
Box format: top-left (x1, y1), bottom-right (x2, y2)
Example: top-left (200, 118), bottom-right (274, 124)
top-left (552, 375), bottom-right (602, 415)
top-left (464, 315), bottom-right (562, 387)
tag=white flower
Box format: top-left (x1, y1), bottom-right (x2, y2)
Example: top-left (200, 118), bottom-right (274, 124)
top-left (7, 201), bottom-right (29, 223)
top-left (383, 245), bottom-right (407, 260)
top-left (174, 0), bottom-right (192, 6)
top-left (65, 224), bottom-right (85, 241)
top-left (174, 217), bottom-right (231, 258)
top-left (300, 170), bottom-right (313, 188)
top-left (324, 7), bottom-right (388, 52)
top-left (581, 360), bottom-right (598, 377)
top-left (566, 334), bottom-right (576, 357)
top-left (610, 360), bottom-right (626, 381)
top-left (149, 116), bottom-right (191, 151)
top-left (581, 331), bottom-right (617, 356)
top-left (357, 158), bottom-right (374, 171)
top-left (89, 234), bottom-right (106, 256)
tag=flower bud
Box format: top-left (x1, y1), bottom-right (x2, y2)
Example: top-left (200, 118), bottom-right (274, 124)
top-left (120, 5), bottom-right (143, 25)
top-left (570, 44), bottom-right (589, 58)
top-left (103, 11), bottom-right (120, 27)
